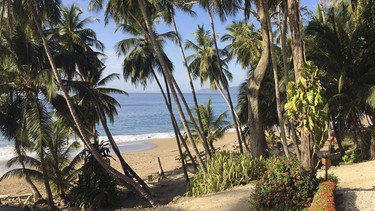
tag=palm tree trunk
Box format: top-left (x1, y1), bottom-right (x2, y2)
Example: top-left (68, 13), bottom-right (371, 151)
top-left (94, 104), bottom-right (151, 193)
top-left (213, 81), bottom-right (250, 153)
top-left (266, 6), bottom-right (290, 158)
top-left (136, 0), bottom-right (207, 173)
top-left (170, 8), bottom-right (211, 159)
top-left (279, 4), bottom-right (301, 159)
top-left (247, 0), bottom-right (270, 158)
top-left (206, 5), bottom-right (244, 153)
top-left (27, 2), bottom-right (157, 206)
top-left (288, 0), bottom-right (312, 169)
top-left (157, 75), bottom-right (190, 182)
top-left (331, 114), bottom-right (345, 156)
top-left (287, 0), bottom-right (304, 80)
top-left (39, 153), bottom-right (55, 209)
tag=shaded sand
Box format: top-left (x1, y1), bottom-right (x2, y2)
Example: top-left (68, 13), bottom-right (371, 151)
top-left (1, 132), bottom-right (375, 210)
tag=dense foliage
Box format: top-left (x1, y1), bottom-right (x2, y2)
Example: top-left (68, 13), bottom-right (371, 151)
top-left (186, 151), bottom-right (266, 196)
top-left (251, 156), bottom-right (318, 210)
top-left (68, 140), bottom-right (118, 210)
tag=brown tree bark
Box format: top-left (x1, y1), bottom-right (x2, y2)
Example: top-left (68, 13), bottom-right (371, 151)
top-left (247, 0), bottom-right (270, 158)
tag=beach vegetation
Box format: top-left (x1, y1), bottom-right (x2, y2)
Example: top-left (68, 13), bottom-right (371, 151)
top-left (0, 121), bottom-right (83, 199)
top-left (186, 97), bottom-right (231, 153)
top-left (68, 139), bottom-right (118, 210)
top-left (186, 151), bottom-right (266, 196)
top-left (251, 156), bottom-right (318, 210)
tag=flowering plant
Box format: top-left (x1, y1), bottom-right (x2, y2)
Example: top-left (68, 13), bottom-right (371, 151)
top-left (251, 156), bottom-right (318, 210)
top-left (309, 180), bottom-right (336, 211)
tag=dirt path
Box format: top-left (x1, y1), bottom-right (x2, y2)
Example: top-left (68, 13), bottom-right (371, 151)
top-left (317, 160), bottom-right (375, 211)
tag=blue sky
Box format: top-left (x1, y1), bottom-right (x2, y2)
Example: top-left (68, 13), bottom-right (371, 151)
top-left (64, 0), bottom-right (317, 93)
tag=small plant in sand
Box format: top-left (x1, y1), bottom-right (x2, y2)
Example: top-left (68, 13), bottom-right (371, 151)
top-left (251, 156), bottom-right (318, 210)
top-left (68, 140), bottom-right (118, 210)
top-left (186, 151), bottom-right (266, 196)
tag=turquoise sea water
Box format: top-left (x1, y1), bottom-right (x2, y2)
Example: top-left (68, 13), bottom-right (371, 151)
top-left (0, 92), bottom-right (237, 175)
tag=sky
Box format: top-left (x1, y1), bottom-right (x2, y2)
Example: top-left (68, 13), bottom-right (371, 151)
top-left (64, 0), bottom-right (317, 93)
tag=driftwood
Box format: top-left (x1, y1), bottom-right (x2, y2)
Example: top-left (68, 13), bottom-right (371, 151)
top-left (0, 193), bottom-right (32, 205)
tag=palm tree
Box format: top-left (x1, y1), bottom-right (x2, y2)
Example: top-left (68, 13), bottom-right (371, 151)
top-left (185, 25), bottom-right (243, 151)
top-left (90, 0), bottom-right (209, 173)
top-left (196, 0), bottom-right (246, 153)
top-left (242, 0), bottom-right (270, 158)
top-left (188, 98), bottom-right (231, 153)
top-left (155, 1), bottom-right (213, 159)
top-left (116, 18), bottom-right (198, 173)
top-left (0, 25), bottom-right (57, 207)
top-left (1, 0), bottom-right (157, 206)
top-left (0, 123), bottom-right (83, 200)
top-left (50, 3), bottom-right (154, 194)
top-left (305, 0), bottom-right (375, 160)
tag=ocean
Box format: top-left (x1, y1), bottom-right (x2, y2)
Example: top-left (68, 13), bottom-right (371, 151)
top-left (0, 92), bottom-right (237, 176)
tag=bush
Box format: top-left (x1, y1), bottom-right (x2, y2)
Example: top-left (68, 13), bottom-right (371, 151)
top-left (186, 151), bottom-right (266, 196)
top-left (340, 150), bottom-right (361, 165)
top-left (251, 156), bottom-right (318, 210)
top-left (309, 180), bottom-right (336, 211)
top-left (68, 140), bottom-right (118, 210)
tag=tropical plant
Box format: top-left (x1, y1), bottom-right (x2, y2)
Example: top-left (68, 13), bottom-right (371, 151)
top-left (187, 98), bottom-right (231, 153)
top-left (305, 0), bottom-right (375, 160)
top-left (251, 156), bottom-right (318, 210)
top-left (187, 151), bottom-right (266, 196)
top-left (0, 123), bottom-right (83, 199)
top-left (284, 61), bottom-right (328, 172)
top-left (68, 139), bottom-right (118, 210)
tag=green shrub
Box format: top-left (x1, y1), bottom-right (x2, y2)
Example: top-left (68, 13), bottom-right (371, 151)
top-left (68, 140), bottom-right (118, 210)
top-left (186, 151), bottom-right (266, 196)
top-left (309, 180), bottom-right (336, 211)
top-left (251, 156), bottom-right (318, 211)
top-left (340, 150), bottom-right (361, 165)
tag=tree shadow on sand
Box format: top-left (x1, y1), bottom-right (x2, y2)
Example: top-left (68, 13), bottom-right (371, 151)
top-left (335, 187), bottom-right (375, 211)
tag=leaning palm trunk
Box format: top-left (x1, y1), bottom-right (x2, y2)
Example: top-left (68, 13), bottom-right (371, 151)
top-left (94, 104), bottom-right (151, 193)
top-left (247, 0), bottom-right (270, 158)
top-left (214, 81), bottom-right (250, 153)
top-left (266, 7), bottom-right (290, 158)
top-left (153, 71), bottom-right (197, 170)
top-left (27, 2), bottom-right (157, 206)
top-left (169, 8), bottom-right (211, 159)
top-left (155, 73), bottom-right (191, 182)
top-left (136, 0), bottom-right (207, 173)
top-left (205, 6), bottom-right (244, 153)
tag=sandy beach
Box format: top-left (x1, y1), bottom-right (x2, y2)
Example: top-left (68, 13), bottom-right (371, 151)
top-left (0, 132), bottom-right (240, 208)
top-left (1, 132), bottom-right (375, 210)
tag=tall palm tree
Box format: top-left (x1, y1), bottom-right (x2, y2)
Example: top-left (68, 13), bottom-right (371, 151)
top-left (0, 25), bottom-right (57, 207)
top-left (90, 0), bottom-right (208, 173)
top-left (116, 19), bottom-right (198, 171)
top-left (155, 1), bottom-right (213, 158)
top-left (50, 3), bottom-right (154, 194)
top-left (196, 0), bottom-right (245, 153)
top-left (245, 0), bottom-right (270, 158)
